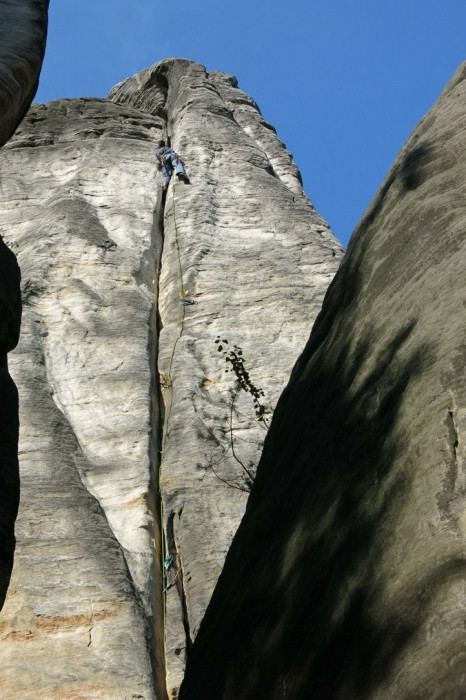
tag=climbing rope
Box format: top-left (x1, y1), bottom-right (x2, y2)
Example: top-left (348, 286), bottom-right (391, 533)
top-left (163, 180), bottom-right (185, 393)
top-left (158, 173), bottom-right (187, 656)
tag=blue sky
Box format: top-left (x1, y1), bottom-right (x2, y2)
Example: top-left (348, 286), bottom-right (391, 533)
top-left (36, 1), bottom-right (465, 247)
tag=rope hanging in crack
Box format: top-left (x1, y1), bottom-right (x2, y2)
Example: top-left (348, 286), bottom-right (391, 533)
top-left (159, 173), bottom-right (188, 658)
top-left (160, 177), bottom-right (187, 441)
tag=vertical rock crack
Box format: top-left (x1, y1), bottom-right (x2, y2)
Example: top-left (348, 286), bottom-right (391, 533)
top-left (152, 177), bottom-right (192, 698)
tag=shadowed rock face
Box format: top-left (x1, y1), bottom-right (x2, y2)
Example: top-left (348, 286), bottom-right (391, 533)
top-left (0, 0), bottom-right (49, 611)
top-left (179, 63), bottom-right (466, 699)
top-left (0, 239), bottom-right (21, 611)
top-left (0, 0), bottom-right (49, 146)
top-left (0, 59), bottom-right (342, 698)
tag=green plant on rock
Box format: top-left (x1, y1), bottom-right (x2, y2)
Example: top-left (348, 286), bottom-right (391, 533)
top-left (215, 336), bottom-right (269, 426)
top-left (199, 338), bottom-right (270, 493)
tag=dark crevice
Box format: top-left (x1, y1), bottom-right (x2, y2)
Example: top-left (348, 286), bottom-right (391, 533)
top-left (448, 408), bottom-right (459, 462)
top-left (166, 510), bottom-right (193, 659)
top-left (436, 405), bottom-right (463, 535)
top-left (152, 158), bottom-right (191, 697)
top-left (148, 188), bottom-right (169, 700)
top-left (151, 166), bottom-right (191, 697)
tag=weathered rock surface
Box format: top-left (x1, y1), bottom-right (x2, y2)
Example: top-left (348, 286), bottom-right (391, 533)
top-left (0, 59), bottom-right (343, 698)
top-left (179, 63), bottom-right (466, 699)
top-left (0, 0), bottom-right (49, 146)
top-left (0, 0), bottom-right (49, 611)
top-left (0, 98), bottom-right (162, 698)
top-left (110, 58), bottom-right (343, 694)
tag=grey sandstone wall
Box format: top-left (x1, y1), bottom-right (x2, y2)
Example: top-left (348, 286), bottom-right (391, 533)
top-left (0, 0), bottom-right (49, 612)
top-left (0, 59), bottom-right (343, 698)
top-left (180, 62), bottom-right (466, 700)
top-left (4, 51), bottom-right (461, 700)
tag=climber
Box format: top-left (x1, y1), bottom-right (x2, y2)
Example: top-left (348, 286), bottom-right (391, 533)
top-left (156, 140), bottom-right (189, 190)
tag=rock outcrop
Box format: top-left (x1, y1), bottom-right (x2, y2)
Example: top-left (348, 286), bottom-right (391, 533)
top-left (0, 0), bottom-right (49, 611)
top-left (0, 99), bottom-right (163, 698)
top-left (0, 0), bottom-right (49, 146)
top-left (0, 59), bottom-right (343, 698)
top-left (179, 63), bottom-right (466, 699)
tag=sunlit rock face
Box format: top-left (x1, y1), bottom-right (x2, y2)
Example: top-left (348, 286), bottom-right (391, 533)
top-left (0, 98), bottom-right (162, 699)
top-left (0, 0), bottom-right (49, 612)
top-left (0, 58), bottom-right (342, 698)
top-left (0, 0), bottom-right (49, 146)
top-left (179, 63), bottom-right (466, 699)
top-left (109, 58), bottom-right (343, 695)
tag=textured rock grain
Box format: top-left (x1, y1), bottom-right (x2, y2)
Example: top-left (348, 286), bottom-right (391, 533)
top-left (0, 98), bottom-right (162, 698)
top-left (110, 58), bottom-right (343, 694)
top-left (0, 0), bottom-right (49, 146)
top-left (0, 0), bottom-right (48, 611)
top-left (0, 59), bottom-right (343, 697)
top-left (180, 63), bottom-right (466, 699)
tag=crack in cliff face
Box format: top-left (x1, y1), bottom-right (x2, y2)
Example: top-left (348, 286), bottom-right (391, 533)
top-left (148, 148), bottom-right (191, 696)
top-left (438, 395), bottom-right (466, 535)
top-left (148, 188), bottom-right (169, 700)
top-left (0, 57), bottom-right (347, 698)
top-left (167, 509), bottom-right (192, 660)
top-left (153, 169), bottom-right (193, 698)
top-left (127, 60), bottom-right (342, 698)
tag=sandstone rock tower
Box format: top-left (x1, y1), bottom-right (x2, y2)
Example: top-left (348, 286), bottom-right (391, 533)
top-left (0, 58), bottom-right (343, 698)
top-left (180, 62), bottom-right (466, 699)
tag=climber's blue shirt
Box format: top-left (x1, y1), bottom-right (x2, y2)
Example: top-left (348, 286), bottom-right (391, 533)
top-left (156, 147), bottom-right (185, 183)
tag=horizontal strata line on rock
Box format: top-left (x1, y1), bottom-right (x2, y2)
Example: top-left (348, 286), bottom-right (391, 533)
top-left (6, 132), bottom-right (158, 148)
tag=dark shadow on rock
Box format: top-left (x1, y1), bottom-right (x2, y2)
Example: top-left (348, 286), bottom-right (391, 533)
top-left (180, 315), bottom-right (434, 699)
top-left (0, 360), bottom-right (20, 611)
top-left (350, 141), bottom-right (433, 238)
top-left (399, 144), bottom-right (434, 191)
top-left (0, 237), bottom-right (21, 611)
